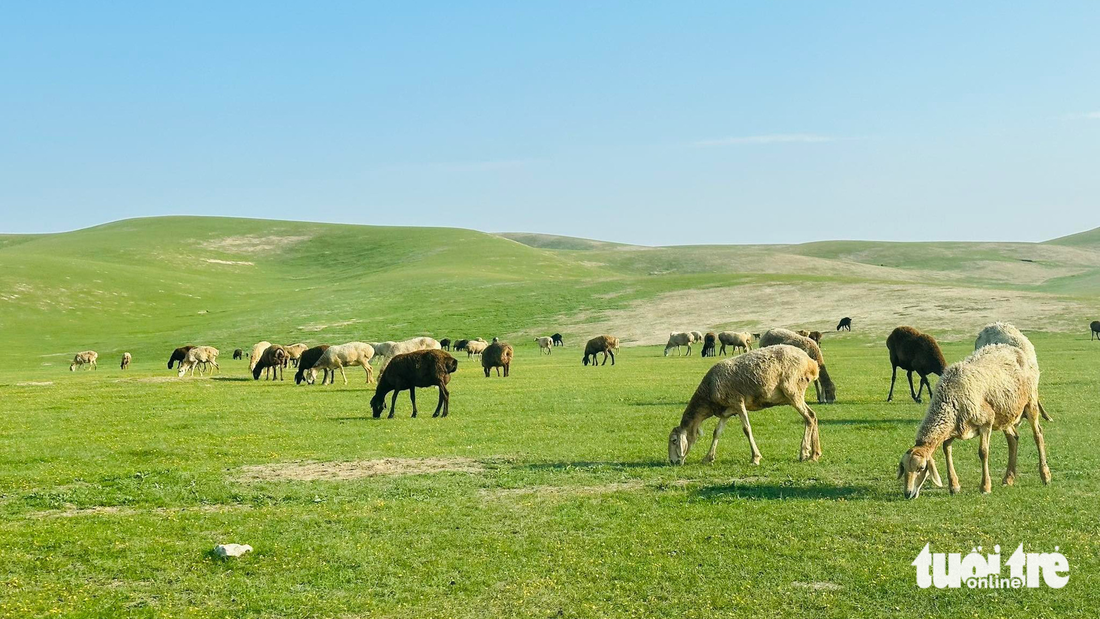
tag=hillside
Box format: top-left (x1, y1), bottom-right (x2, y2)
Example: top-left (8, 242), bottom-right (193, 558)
top-left (1, 217), bottom-right (1098, 366)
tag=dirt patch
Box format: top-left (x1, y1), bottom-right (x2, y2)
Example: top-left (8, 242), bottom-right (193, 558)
top-left (562, 282), bottom-right (1090, 345)
top-left (199, 235), bottom-right (311, 254)
top-left (299, 319), bottom-right (361, 332)
top-left (16, 381), bottom-right (53, 387)
top-left (236, 457), bottom-right (485, 482)
top-left (32, 504), bottom-right (251, 519)
top-left (791, 581), bottom-right (844, 591)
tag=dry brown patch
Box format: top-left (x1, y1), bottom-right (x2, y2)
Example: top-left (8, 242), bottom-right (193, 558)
top-left (16, 381), bottom-right (53, 387)
top-left (791, 581), bottom-right (844, 591)
top-left (236, 457), bottom-right (485, 482)
top-left (33, 504), bottom-right (251, 519)
top-left (199, 235), bottom-right (311, 254)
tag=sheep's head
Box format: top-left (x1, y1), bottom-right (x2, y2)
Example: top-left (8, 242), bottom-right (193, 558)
top-left (69, 363), bottom-right (76, 371)
top-left (898, 447), bottom-right (942, 499)
top-left (177, 366), bottom-right (187, 378)
top-left (668, 427), bottom-right (690, 465)
top-left (446, 357), bottom-right (458, 373)
top-left (370, 393), bottom-right (385, 418)
top-left (582, 355), bottom-right (590, 366)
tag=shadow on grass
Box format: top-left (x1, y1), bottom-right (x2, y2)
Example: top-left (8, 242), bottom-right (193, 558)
top-left (211, 376), bottom-right (256, 382)
top-left (819, 417), bottom-right (916, 426)
top-left (515, 460), bottom-right (666, 472)
top-left (693, 481), bottom-right (874, 501)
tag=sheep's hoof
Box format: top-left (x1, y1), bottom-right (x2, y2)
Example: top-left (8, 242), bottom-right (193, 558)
top-left (980, 486), bottom-right (992, 495)
top-left (749, 457), bottom-right (761, 466)
top-left (1040, 467), bottom-right (1052, 484)
top-left (949, 485), bottom-right (961, 495)
top-left (1002, 474), bottom-right (1015, 486)
top-left (701, 454), bottom-right (715, 464)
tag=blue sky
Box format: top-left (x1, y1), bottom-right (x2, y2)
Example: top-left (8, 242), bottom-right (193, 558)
top-left (2, 2), bottom-right (1098, 245)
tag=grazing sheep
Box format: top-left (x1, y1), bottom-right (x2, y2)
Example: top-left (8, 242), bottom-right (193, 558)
top-left (120, 352), bottom-right (131, 370)
top-left (465, 339), bottom-right (488, 358)
top-left (168, 345), bottom-right (195, 369)
top-left (178, 346), bottom-right (219, 377)
top-left (252, 345), bottom-right (289, 381)
top-left (232, 348), bottom-right (244, 360)
top-left (285, 343), bottom-right (309, 368)
top-left (313, 342), bottom-right (375, 385)
top-left (808, 331), bottom-right (822, 344)
top-left (886, 326), bottom-right (947, 403)
top-left (583, 335), bottom-right (619, 367)
top-left (836, 317), bottom-right (852, 331)
top-left (701, 332), bottom-right (717, 357)
top-left (373, 337), bottom-right (442, 373)
top-left (899, 344), bottom-right (1050, 499)
top-left (552, 333), bottom-right (564, 347)
top-left (440, 338), bottom-right (452, 351)
top-left (482, 341), bottom-right (514, 377)
top-left (248, 341), bottom-right (272, 372)
top-left (664, 332), bottom-right (694, 357)
top-left (294, 345), bottom-right (331, 385)
top-left (759, 329), bottom-right (836, 403)
top-left (974, 322), bottom-right (1052, 421)
top-left (718, 332), bottom-right (753, 356)
top-left (1092, 321), bottom-right (1100, 340)
top-left (690, 331), bottom-right (704, 345)
top-left (535, 336), bottom-right (553, 355)
top-left (370, 349), bottom-right (457, 418)
top-left (668, 345), bottom-right (822, 465)
top-left (70, 351), bottom-right (98, 371)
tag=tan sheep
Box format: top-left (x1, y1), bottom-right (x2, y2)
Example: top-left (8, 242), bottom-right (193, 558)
top-left (178, 346), bottom-right (220, 377)
top-left (759, 328), bottom-right (836, 403)
top-left (717, 331), bottom-right (753, 356)
top-left (314, 342), bottom-right (375, 385)
top-left (120, 352), bottom-right (132, 370)
top-left (248, 341), bottom-right (272, 372)
top-left (974, 322), bottom-right (1052, 421)
top-left (583, 335), bottom-right (619, 366)
top-left (534, 336), bottom-right (553, 355)
top-left (70, 351), bottom-right (98, 371)
top-left (664, 332), bottom-right (694, 357)
top-left (284, 343), bottom-right (309, 367)
top-left (465, 339), bottom-right (488, 358)
top-left (668, 345), bottom-right (821, 465)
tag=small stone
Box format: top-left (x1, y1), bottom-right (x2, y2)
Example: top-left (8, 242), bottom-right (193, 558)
top-left (214, 543), bottom-right (252, 558)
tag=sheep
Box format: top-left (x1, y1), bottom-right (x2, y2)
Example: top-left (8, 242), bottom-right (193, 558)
top-left (717, 331), bottom-right (753, 356)
top-left (252, 345), bottom-right (289, 381)
top-left (668, 344), bottom-right (822, 465)
top-left (284, 343), bottom-right (309, 368)
top-left (796, 329), bottom-right (810, 338)
top-left (535, 336), bottom-right (553, 355)
top-left (759, 328), bottom-right (836, 403)
top-left (808, 331), bottom-right (822, 343)
top-left (232, 348), bottom-right (244, 360)
top-left (483, 341), bottom-right (514, 377)
top-left (1092, 321), bottom-right (1100, 340)
top-left (440, 338), bottom-right (452, 351)
top-left (583, 335), bottom-right (619, 366)
top-left (294, 345), bottom-right (331, 385)
top-left (168, 345), bottom-right (194, 369)
top-left (898, 344), bottom-right (1050, 499)
top-left (701, 332), bottom-right (717, 357)
top-left (248, 341), bottom-right (272, 372)
top-left (690, 331), bottom-right (704, 344)
top-left (70, 351), bottom-right (98, 371)
top-left (372, 338), bottom-right (442, 373)
top-left (452, 339), bottom-right (470, 352)
top-left (552, 333), bottom-right (564, 347)
top-left (464, 339), bottom-right (488, 358)
top-left (837, 317), bottom-right (852, 331)
top-left (664, 332), bottom-right (694, 357)
top-left (312, 342), bottom-right (375, 385)
top-left (974, 322), bottom-right (1052, 421)
top-left (177, 346), bottom-right (219, 377)
top-left (120, 352), bottom-right (131, 370)
top-left (886, 326), bottom-right (947, 403)
top-left (370, 349), bottom-right (458, 418)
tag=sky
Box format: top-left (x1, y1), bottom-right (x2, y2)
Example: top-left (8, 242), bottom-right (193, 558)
top-left (2, 2), bottom-right (1099, 245)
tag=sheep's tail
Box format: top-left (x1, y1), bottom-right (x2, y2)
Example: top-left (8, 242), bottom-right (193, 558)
top-left (1038, 400), bottom-right (1053, 422)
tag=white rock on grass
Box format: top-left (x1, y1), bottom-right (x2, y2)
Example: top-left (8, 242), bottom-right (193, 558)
top-left (213, 543), bottom-right (252, 558)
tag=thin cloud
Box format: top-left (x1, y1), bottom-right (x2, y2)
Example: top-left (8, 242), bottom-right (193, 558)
top-left (692, 133), bottom-right (837, 147)
top-left (1062, 111), bottom-right (1100, 120)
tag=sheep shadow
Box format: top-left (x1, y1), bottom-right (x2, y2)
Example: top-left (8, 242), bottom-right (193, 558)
top-left (693, 481), bottom-right (873, 502)
top-left (819, 417), bottom-right (917, 426)
top-left (211, 376), bottom-right (255, 382)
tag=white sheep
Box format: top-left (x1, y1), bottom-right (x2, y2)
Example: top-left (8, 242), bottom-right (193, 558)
top-left (759, 328), bottom-right (836, 403)
top-left (717, 331), bottom-right (753, 356)
top-left (464, 339), bottom-right (488, 359)
top-left (70, 351), bottom-right (98, 371)
top-left (899, 344), bottom-right (1050, 499)
top-left (974, 321), bottom-right (1052, 421)
top-left (312, 342), bottom-right (375, 385)
top-left (120, 352), bottom-right (132, 370)
top-left (248, 341), bottom-right (272, 372)
top-left (690, 330), bottom-right (704, 344)
top-left (534, 336), bottom-right (553, 355)
top-left (668, 344), bottom-right (821, 465)
top-left (371, 337), bottom-right (442, 373)
top-left (284, 343), bottom-right (309, 367)
top-left (178, 346), bottom-right (220, 377)
top-left (664, 332), bottom-right (694, 357)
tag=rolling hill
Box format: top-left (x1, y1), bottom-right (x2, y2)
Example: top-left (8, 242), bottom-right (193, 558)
top-left (1, 217), bottom-right (1098, 368)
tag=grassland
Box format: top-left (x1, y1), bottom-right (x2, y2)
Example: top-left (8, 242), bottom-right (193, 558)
top-left (1, 217), bottom-right (1099, 617)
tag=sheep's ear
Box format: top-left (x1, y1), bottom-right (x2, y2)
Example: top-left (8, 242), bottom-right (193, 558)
top-left (927, 458), bottom-right (943, 487)
top-left (897, 460), bottom-right (905, 480)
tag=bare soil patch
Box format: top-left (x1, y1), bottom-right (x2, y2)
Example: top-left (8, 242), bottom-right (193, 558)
top-left (16, 381), bottom-right (53, 387)
top-left (236, 457), bottom-right (485, 482)
top-left (199, 235), bottom-right (311, 254)
top-left (32, 504), bottom-right (251, 519)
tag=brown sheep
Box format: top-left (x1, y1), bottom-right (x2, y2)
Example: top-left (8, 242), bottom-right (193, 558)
top-left (252, 345), bottom-right (289, 381)
top-left (886, 326), bottom-right (947, 403)
top-left (582, 335), bottom-right (619, 367)
top-left (168, 345), bottom-right (194, 369)
top-left (808, 331), bottom-right (822, 343)
top-left (370, 349), bottom-right (458, 418)
top-left (233, 348), bottom-right (244, 360)
top-left (1092, 321), bottom-right (1100, 340)
top-left (701, 332), bottom-right (717, 357)
top-left (294, 345), bottom-right (331, 385)
top-left (482, 341), bottom-right (514, 377)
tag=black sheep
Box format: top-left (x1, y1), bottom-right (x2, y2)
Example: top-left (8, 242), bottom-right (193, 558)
top-left (886, 326), bottom-right (946, 403)
top-left (370, 349), bottom-right (458, 418)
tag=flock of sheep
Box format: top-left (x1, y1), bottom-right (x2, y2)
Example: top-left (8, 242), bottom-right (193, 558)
top-left (65, 316), bottom-right (1069, 499)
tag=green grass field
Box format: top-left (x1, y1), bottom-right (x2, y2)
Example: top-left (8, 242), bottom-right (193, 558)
top-left (1, 217), bottom-right (1099, 617)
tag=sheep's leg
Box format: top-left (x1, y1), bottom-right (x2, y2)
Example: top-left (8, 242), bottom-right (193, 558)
top-left (409, 387), bottom-right (418, 418)
top-left (887, 365), bottom-right (898, 401)
top-left (812, 379), bottom-right (823, 404)
top-left (388, 390), bottom-right (399, 419)
top-left (906, 370), bottom-right (920, 403)
top-left (942, 438), bottom-right (961, 494)
top-left (1003, 426), bottom-right (1019, 486)
top-left (719, 344), bottom-right (726, 356)
top-left (432, 385), bottom-right (446, 417)
top-left (1028, 408), bottom-right (1052, 484)
top-left (792, 398), bottom-right (821, 461)
top-left (702, 413), bottom-right (732, 464)
top-left (363, 364), bottom-right (373, 384)
top-left (736, 406), bottom-right (763, 465)
top-left (917, 375), bottom-right (931, 401)
top-left (978, 426), bottom-right (993, 494)
top-left (608, 350), bottom-right (615, 365)
top-left (439, 383), bottom-right (450, 417)
top-left (336, 366), bottom-right (347, 385)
